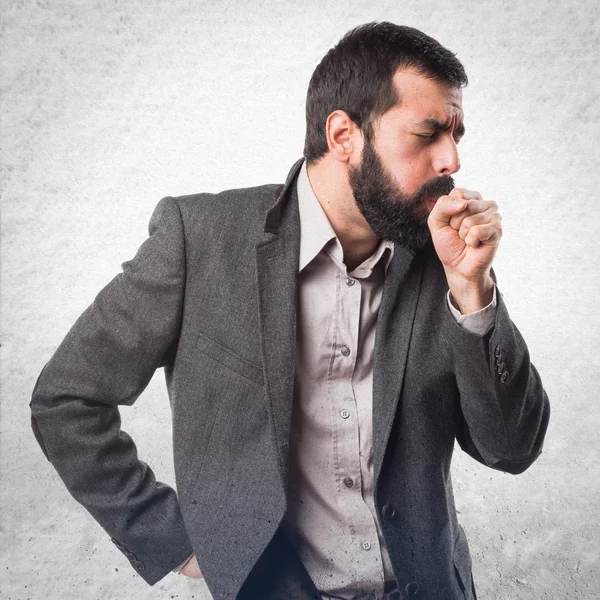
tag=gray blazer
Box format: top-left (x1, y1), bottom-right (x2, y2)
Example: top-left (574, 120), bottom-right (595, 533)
top-left (30, 158), bottom-right (550, 600)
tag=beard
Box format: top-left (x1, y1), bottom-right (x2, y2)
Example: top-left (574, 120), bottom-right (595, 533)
top-left (348, 136), bottom-right (455, 251)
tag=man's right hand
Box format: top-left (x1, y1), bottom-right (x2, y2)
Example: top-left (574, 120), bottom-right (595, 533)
top-left (179, 554), bottom-right (204, 579)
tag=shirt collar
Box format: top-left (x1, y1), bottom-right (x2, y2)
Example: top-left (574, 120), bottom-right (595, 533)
top-left (296, 159), bottom-right (395, 275)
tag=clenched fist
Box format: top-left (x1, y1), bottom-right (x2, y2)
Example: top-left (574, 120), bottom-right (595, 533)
top-left (427, 188), bottom-right (502, 314)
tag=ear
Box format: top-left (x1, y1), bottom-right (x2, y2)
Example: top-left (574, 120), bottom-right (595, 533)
top-left (325, 110), bottom-right (363, 163)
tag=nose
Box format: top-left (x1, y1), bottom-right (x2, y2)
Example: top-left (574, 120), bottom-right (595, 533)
top-left (434, 136), bottom-right (461, 176)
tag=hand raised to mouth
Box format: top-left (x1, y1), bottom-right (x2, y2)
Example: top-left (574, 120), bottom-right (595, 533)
top-left (428, 187), bottom-right (501, 314)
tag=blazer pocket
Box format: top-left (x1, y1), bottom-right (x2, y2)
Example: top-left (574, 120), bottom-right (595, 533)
top-left (195, 330), bottom-right (264, 386)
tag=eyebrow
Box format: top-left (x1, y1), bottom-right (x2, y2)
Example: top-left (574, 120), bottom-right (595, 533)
top-left (417, 118), bottom-right (466, 138)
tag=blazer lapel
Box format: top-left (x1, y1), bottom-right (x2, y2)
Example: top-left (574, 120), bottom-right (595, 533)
top-left (255, 158), bottom-right (303, 492)
top-left (372, 244), bottom-right (424, 485)
top-left (256, 157), bottom-right (426, 493)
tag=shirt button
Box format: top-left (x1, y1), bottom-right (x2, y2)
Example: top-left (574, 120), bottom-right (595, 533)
top-left (363, 594), bottom-right (376, 600)
top-left (346, 277), bottom-right (356, 286)
top-left (361, 540), bottom-right (372, 550)
top-left (344, 396), bottom-right (353, 402)
top-left (340, 345), bottom-right (351, 357)
top-left (343, 477), bottom-right (354, 488)
top-left (340, 408), bottom-right (350, 419)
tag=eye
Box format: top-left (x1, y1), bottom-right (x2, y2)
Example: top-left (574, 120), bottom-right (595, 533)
top-left (415, 133), bottom-right (435, 140)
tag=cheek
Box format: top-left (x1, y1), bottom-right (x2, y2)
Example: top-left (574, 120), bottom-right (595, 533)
top-left (393, 158), bottom-right (430, 195)
top-left (394, 141), bottom-right (430, 170)
top-left (377, 136), bottom-right (430, 192)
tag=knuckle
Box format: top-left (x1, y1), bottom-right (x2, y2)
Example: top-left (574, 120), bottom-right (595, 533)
top-left (458, 222), bottom-right (469, 236)
top-left (467, 199), bottom-right (483, 213)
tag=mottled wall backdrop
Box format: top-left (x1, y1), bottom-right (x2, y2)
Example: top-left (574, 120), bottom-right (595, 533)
top-left (2, 1), bottom-right (599, 599)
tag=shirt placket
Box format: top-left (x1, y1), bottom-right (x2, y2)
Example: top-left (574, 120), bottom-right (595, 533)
top-left (352, 262), bottom-right (397, 587)
top-left (328, 264), bottom-right (386, 596)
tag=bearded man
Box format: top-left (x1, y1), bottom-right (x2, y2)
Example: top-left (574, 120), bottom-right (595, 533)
top-left (30, 21), bottom-right (550, 600)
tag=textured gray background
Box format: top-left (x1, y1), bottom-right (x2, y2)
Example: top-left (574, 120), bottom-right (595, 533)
top-left (2, 1), bottom-right (599, 599)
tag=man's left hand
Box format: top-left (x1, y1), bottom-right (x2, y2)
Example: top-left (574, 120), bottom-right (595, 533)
top-left (427, 188), bottom-right (502, 314)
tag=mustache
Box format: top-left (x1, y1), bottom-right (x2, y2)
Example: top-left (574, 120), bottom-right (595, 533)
top-left (414, 175), bottom-right (455, 203)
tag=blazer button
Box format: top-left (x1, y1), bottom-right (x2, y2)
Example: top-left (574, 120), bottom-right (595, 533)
top-left (343, 477), bottom-right (354, 488)
top-left (495, 353), bottom-right (503, 366)
top-left (382, 503), bottom-right (396, 519)
top-left (497, 362), bottom-right (505, 374)
top-left (405, 581), bottom-right (420, 595)
top-left (494, 344), bottom-right (501, 357)
top-left (500, 371), bottom-right (509, 383)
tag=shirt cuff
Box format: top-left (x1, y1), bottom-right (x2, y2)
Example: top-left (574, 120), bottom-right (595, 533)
top-left (172, 553), bottom-right (195, 573)
top-left (446, 285), bottom-right (497, 336)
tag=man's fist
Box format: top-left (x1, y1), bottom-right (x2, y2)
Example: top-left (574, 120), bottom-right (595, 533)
top-left (178, 554), bottom-right (204, 579)
top-left (427, 188), bottom-right (502, 314)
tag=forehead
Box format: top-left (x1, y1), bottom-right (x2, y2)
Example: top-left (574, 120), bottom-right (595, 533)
top-left (385, 67), bottom-right (463, 123)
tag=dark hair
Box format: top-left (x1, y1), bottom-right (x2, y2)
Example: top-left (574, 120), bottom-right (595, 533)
top-left (303, 22), bottom-right (468, 164)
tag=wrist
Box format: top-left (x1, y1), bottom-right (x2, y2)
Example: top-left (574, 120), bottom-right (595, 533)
top-left (176, 553), bottom-right (195, 573)
top-left (446, 272), bottom-right (494, 314)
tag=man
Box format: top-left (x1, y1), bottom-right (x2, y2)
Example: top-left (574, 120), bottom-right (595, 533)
top-left (30, 22), bottom-right (550, 600)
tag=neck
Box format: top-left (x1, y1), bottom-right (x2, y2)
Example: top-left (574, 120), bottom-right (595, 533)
top-left (306, 157), bottom-right (380, 270)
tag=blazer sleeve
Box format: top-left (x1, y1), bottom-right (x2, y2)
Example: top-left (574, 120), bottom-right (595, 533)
top-left (29, 196), bottom-right (195, 585)
top-left (442, 273), bottom-right (551, 475)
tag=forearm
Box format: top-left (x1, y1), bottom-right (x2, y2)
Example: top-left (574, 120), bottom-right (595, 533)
top-left (30, 196), bottom-right (195, 584)
top-left (32, 361), bottom-right (194, 582)
top-left (444, 290), bottom-right (550, 473)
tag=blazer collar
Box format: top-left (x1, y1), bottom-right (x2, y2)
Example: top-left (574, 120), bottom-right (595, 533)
top-left (263, 157), bottom-right (304, 236)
